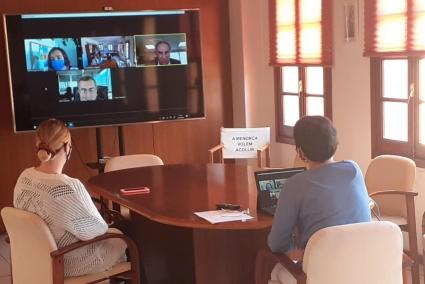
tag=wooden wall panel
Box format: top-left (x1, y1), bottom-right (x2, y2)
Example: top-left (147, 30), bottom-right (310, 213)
top-left (0, 0), bottom-right (233, 231)
top-left (153, 119), bottom-right (208, 164)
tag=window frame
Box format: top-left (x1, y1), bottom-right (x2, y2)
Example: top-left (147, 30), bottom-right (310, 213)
top-left (370, 57), bottom-right (425, 166)
top-left (274, 65), bottom-right (333, 144)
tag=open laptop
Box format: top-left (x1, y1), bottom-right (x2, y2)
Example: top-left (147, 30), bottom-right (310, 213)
top-left (255, 167), bottom-right (306, 215)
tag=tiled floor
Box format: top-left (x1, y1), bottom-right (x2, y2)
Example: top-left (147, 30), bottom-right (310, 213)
top-left (0, 235), bottom-right (11, 284)
top-left (0, 231), bottom-right (423, 284)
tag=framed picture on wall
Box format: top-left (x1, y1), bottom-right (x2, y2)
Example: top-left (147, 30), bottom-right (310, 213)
top-left (344, 0), bottom-right (358, 42)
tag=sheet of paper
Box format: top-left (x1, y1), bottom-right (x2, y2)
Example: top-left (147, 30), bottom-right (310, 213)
top-left (194, 210), bottom-right (253, 224)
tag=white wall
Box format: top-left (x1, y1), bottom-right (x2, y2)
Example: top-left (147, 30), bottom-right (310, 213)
top-left (229, 0), bottom-right (425, 264)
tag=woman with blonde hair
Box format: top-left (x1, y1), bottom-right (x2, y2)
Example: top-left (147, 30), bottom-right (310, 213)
top-left (13, 118), bottom-right (127, 277)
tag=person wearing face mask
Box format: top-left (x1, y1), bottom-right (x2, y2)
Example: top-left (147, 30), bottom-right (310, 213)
top-left (13, 118), bottom-right (127, 277)
top-left (47, 47), bottom-right (71, 71)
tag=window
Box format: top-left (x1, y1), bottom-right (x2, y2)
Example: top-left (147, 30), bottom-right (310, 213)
top-left (274, 66), bottom-right (332, 143)
top-left (371, 58), bottom-right (425, 164)
top-left (270, 0), bottom-right (332, 143)
top-left (366, 0), bottom-right (425, 164)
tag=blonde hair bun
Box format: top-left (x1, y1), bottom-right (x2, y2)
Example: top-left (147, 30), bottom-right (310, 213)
top-left (37, 149), bottom-right (52, 163)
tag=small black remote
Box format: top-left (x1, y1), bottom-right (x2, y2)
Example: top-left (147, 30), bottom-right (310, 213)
top-left (216, 203), bottom-right (241, 210)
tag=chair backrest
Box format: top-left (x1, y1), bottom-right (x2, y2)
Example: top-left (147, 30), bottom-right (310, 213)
top-left (365, 155), bottom-right (416, 217)
top-left (104, 154), bottom-right (164, 172)
top-left (293, 153), bottom-right (306, 168)
top-left (1, 207), bottom-right (57, 284)
top-left (302, 221), bottom-right (403, 284)
top-left (220, 127), bottom-right (270, 159)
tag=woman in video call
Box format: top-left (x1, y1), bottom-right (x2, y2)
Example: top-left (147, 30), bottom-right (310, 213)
top-left (47, 47), bottom-right (71, 71)
top-left (13, 119), bottom-right (127, 277)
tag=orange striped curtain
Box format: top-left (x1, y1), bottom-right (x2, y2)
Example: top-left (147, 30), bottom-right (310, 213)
top-left (364, 0), bottom-right (425, 56)
top-left (269, 0), bottom-right (332, 66)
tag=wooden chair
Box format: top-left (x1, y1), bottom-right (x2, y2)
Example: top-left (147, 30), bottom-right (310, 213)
top-left (1, 207), bottom-right (140, 284)
top-left (293, 153), bottom-right (306, 168)
top-left (255, 221), bottom-right (404, 284)
top-left (104, 154), bottom-right (164, 217)
top-left (365, 155), bottom-right (419, 284)
top-left (208, 127), bottom-right (271, 168)
top-left (104, 154), bottom-right (164, 172)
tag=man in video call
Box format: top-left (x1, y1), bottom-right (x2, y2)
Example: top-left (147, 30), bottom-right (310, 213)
top-left (155, 41), bottom-right (181, 65)
top-left (78, 76), bottom-right (98, 101)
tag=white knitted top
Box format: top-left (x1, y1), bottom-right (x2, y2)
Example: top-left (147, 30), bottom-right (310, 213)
top-left (13, 167), bottom-right (126, 277)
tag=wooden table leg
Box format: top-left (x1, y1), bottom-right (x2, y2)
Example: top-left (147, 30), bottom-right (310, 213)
top-left (193, 228), bottom-right (270, 284)
top-left (129, 212), bottom-right (196, 284)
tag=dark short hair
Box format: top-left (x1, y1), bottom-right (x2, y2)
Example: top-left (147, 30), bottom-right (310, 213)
top-left (155, 41), bottom-right (171, 51)
top-left (78, 75), bottom-right (97, 87)
top-left (293, 116), bottom-right (338, 162)
top-left (47, 47), bottom-right (70, 70)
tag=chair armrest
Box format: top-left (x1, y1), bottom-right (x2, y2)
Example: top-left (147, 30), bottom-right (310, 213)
top-left (208, 144), bottom-right (224, 163)
top-left (208, 144), bottom-right (224, 153)
top-left (51, 232), bottom-right (138, 257)
top-left (257, 144), bottom-right (270, 168)
top-left (370, 190), bottom-right (418, 197)
top-left (51, 233), bottom-right (140, 284)
top-left (257, 144), bottom-right (269, 153)
top-left (403, 251), bottom-right (414, 268)
top-left (255, 249), bottom-right (306, 284)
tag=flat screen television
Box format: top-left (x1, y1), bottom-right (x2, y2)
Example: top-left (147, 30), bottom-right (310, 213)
top-left (4, 10), bottom-right (204, 132)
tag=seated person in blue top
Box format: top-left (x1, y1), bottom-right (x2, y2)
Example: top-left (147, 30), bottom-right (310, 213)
top-left (154, 41), bottom-right (181, 65)
top-left (268, 115), bottom-right (371, 255)
top-left (48, 47), bottom-right (71, 71)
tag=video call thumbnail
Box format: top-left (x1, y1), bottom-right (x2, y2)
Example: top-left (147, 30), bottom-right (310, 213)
top-left (259, 179), bottom-right (287, 199)
top-left (81, 36), bottom-right (135, 69)
top-left (134, 33), bottom-right (188, 66)
top-left (57, 68), bottom-right (115, 103)
top-left (25, 38), bottom-right (78, 72)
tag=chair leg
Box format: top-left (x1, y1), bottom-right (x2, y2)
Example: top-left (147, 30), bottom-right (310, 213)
top-left (410, 255), bottom-right (420, 284)
top-left (423, 252), bottom-right (425, 284)
top-left (402, 268), bottom-right (408, 284)
top-left (406, 197), bottom-right (420, 284)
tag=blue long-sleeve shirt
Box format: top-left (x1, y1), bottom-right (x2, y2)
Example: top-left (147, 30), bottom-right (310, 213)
top-left (268, 160), bottom-right (371, 252)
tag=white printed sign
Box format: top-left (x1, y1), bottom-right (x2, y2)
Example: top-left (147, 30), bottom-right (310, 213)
top-left (221, 127), bottom-right (270, 159)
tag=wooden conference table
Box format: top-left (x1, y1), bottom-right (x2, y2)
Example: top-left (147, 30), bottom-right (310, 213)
top-left (88, 163), bottom-right (273, 284)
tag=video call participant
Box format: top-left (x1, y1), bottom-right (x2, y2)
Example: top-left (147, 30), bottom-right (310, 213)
top-left (99, 53), bottom-right (119, 69)
top-left (63, 86), bottom-right (74, 101)
top-left (90, 50), bottom-right (102, 67)
top-left (155, 41), bottom-right (181, 65)
top-left (47, 47), bottom-right (71, 71)
top-left (267, 116), bottom-right (371, 281)
top-left (13, 118), bottom-right (127, 277)
top-left (78, 75), bottom-right (98, 101)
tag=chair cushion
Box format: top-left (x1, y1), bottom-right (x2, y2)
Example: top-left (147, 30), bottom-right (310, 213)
top-left (302, 222), bottom-right (402, 284)
top-left (64, 262), bottom-right (131, 284)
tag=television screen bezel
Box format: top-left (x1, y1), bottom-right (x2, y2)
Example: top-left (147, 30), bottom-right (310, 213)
top-left (3, 9), bottom-right (206, 133)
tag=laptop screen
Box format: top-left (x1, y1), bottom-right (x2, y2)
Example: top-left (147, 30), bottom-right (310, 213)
top-left (255, 167), bottom-right (306, 209)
